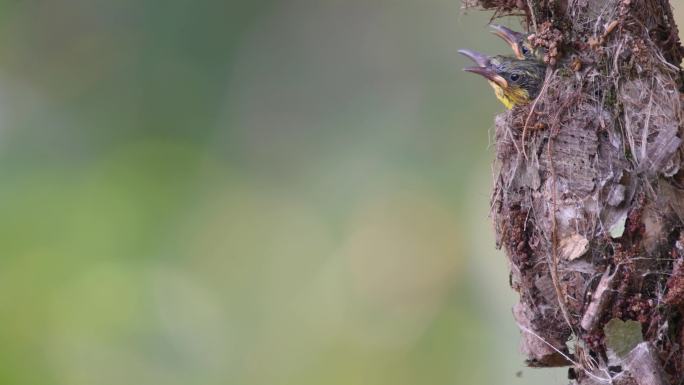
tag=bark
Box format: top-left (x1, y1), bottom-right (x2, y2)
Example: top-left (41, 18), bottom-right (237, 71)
top-left (463, 0), bottom-right (684, 384)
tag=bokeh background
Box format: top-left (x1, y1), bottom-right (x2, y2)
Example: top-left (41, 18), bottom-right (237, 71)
top-left (2, 1), bottom-right (683, 384)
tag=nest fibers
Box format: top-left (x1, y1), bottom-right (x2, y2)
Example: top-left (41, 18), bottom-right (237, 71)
top-left (468, 0), bottom-right (684, 381)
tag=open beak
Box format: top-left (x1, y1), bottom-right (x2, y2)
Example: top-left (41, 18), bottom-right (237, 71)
top-left (459, 49), bottom-right (508, 88)
top-left (458, 49), bottom-right (490, 67)
top-left (490, 24), bottom-right (525, 59)
top-left (463, 66), bottom-right (508, 88)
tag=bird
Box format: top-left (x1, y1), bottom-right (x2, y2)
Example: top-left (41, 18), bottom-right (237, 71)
top-left (459, 49), bottom-right (546, 109)
top-left (489, 24), bottom-right (541, 61)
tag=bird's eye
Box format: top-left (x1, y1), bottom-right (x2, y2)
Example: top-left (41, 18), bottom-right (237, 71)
top-left (521, 46), bottom-right (529, 55)
top-left (510, 73), bottom-right (520, 82)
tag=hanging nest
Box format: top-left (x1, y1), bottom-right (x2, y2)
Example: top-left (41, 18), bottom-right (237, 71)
top-left (465, 0), bottom-right (684, 383)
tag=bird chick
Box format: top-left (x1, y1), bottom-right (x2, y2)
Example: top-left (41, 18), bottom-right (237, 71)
top-left (459, 49), bottom-right (546, 109)
top-left (490, 24), bottom-right (542, 61)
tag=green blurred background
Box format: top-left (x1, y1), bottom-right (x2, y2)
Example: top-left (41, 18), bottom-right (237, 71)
top-left (2, 1), bottom-right (683, 384)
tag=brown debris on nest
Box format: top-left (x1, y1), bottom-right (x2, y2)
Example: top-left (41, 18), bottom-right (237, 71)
top-left (462, 0), bottom-right (525, 12)
top-left (468, 0), bottom-right (684, 383)
top-left (529, 21), bottom-right (563, 65)
top-left (462, 0), bottom-right (530, 23)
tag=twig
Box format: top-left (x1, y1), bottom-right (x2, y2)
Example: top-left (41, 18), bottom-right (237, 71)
top-left (526, 0), bottom-right (538, 33)
top-left (517, 324), bottom-right (612, 383)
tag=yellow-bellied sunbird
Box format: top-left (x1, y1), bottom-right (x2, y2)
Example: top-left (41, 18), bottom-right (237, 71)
top-left (459, 49), bottom-right (546, 109)
top-left (490, 24), bottom-right (541, 61)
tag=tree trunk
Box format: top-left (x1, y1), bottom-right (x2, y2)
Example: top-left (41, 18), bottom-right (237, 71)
top-left (464, 0), bottom-right (684, 384)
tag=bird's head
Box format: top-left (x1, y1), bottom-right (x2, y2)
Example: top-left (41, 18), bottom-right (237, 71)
top-left (458, 49), bottom-right (546, 109)
top-left (490, 24), bottom-right (541, 61)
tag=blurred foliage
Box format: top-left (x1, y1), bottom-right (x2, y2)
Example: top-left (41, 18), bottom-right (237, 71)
top-left (3, 1), bottom-right (683, 385)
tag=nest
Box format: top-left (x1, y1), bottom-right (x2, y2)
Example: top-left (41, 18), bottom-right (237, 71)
top-left (467, 0), bottom-right (684, 383)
